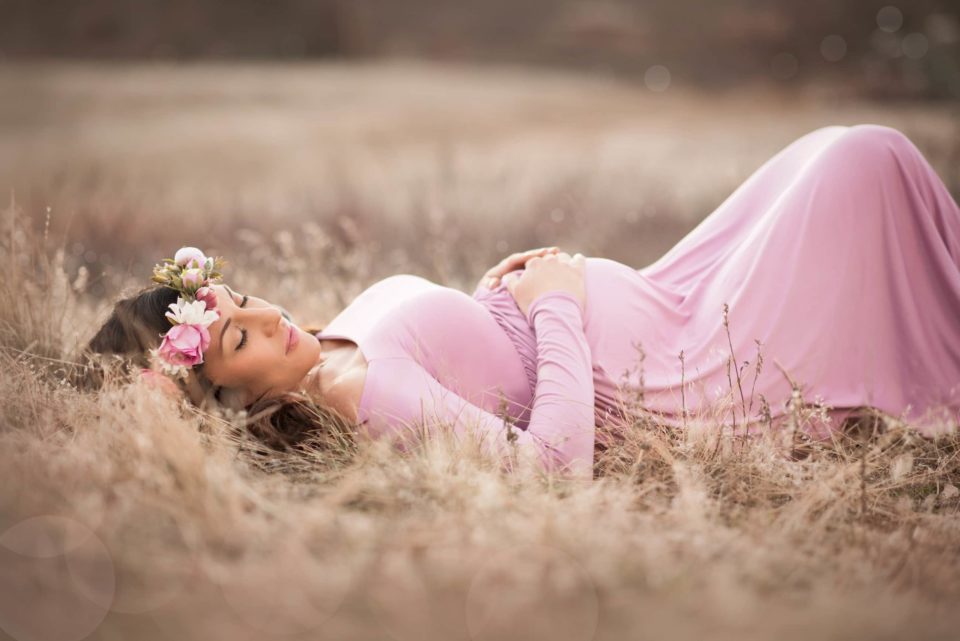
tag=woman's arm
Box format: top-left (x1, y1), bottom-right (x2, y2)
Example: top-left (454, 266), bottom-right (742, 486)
top-left (362, 291), bottom-right (596, 479)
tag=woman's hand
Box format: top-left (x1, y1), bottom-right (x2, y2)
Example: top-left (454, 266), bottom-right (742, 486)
top-left (477, 246), bottom-right (561, 291)
top-left (504, 251), bottom-right (586, 319)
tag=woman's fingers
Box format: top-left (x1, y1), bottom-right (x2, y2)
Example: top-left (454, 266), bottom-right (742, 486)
top-left (502, 249), bottom-right (586, 317)
top-left (505, 246), bottom-right (559, 271)
top-left (483, 246), bottom-right (560, 288)
top-left (504, 272), bottom-right (517, 297)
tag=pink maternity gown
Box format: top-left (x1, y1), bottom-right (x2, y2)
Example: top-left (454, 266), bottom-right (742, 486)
top-left (314, 125), bottom-right (960, 479)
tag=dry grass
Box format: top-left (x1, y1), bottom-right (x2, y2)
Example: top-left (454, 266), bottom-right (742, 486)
top-left (1, 61), bottom-right (959, 641)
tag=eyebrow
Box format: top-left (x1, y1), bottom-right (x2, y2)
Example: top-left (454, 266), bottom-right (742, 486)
top-left (219, 286), bottom-right (237, 353)
top-left (220, 317), bottom-right (232, 354)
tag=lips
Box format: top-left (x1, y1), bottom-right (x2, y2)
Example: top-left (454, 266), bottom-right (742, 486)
top-left (286, 323), bottom-right (299, 354)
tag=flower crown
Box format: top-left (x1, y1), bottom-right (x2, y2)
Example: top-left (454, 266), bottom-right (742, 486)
top-left (147, 246), bottom-right (226, 379)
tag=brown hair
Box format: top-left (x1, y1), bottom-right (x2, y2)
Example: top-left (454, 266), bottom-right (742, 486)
top-left (86, 284), bottom-right (355, 454)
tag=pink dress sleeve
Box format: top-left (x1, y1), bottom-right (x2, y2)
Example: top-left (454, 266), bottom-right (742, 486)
top-left (364, 290), bottom-right (596, 479)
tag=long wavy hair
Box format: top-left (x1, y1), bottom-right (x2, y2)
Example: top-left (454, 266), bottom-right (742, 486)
top-left (85, 284), bottom-right (356, 454)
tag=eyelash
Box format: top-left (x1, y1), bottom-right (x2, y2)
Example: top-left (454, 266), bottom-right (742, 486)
top-left (236, 295), bottom-right (249, 351)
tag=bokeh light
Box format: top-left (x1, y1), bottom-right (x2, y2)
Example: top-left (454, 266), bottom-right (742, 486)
top-left (644, 64), bottom-right (671, 92)
top-left (901, 33), bottom-right (930, 59)
top-left (877, 6), bottom-right (904, 33)
top-left (771, 52), bottom-right (799, 80)
top-left (820, 35), bottom-right (847, 62)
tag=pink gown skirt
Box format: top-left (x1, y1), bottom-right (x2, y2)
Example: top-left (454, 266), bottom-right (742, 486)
top-left (632, 124), bottom-right (960, 440)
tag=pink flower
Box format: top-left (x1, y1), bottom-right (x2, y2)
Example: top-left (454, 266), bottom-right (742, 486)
top-left (174, 246), bottom-right (207, 269)
top-left (157, 323), bottom-right (211, 367)
top-left (180, 268), bottom-right (205, 294)
top-left (195, 286), bottom-right (217, 310)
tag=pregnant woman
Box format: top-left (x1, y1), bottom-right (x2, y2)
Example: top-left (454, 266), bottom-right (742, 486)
top-left (88, 124), bottom-right (960, 480)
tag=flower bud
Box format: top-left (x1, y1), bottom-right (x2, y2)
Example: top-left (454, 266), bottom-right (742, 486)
top-left (174, 246), bottom-right (207, 269)
top-left (194, 286), bottom-right (218, 310)
top-left (180, 268), bottom-right (204, 293)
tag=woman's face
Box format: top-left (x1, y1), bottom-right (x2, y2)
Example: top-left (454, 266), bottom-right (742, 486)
top-left (200, 284), bottom-right (321, 407)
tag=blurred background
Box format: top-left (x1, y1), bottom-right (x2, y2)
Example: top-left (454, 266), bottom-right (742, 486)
top-left (1, 0), bottom-right (958, 320)
top-left (3, 0), bottom-right (959, 100)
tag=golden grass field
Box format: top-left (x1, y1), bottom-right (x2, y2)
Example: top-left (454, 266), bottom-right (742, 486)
top-left (1, 61), bottom-right (960, 641)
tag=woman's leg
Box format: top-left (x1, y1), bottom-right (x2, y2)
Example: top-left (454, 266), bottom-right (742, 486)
top-left (638, 125), bottom-right (853, 291)
top-left (645, 124), bottom-right (960, 438)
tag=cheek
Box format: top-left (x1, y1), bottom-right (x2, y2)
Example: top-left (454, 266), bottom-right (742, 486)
top-left (253, 346), bottom-right (285, 377)
top-left (216, 350), bottom-right (260, 388)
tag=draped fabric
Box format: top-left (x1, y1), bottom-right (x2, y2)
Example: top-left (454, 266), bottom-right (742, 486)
top-left (316, 125), bottom-right (960, 478)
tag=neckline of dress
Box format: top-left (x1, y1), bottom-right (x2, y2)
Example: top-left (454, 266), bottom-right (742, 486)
top-left (313, 329), bottom-right (371, 425)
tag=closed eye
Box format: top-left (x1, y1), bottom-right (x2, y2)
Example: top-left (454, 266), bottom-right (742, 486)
top-left (235, 293), bottom-right (249, 351)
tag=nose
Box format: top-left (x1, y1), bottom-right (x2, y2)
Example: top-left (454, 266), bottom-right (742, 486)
top-left (242, 305), bottom-right (283, 336)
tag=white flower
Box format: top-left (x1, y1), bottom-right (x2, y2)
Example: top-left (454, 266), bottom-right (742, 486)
top-left (165, 297), bottom-right (220, 327)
